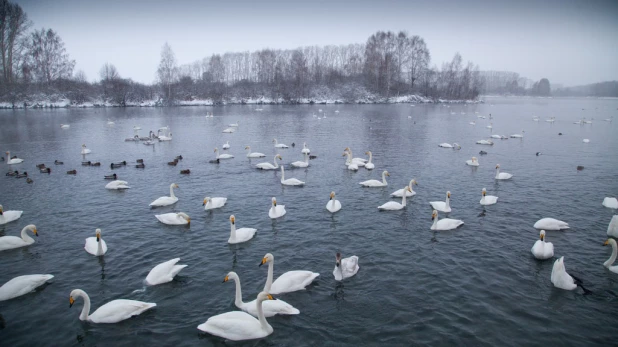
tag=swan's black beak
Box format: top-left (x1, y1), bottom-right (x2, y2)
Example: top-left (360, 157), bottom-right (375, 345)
top-left (69, 297), bottom-right (74, 308)
top-left (96, 236), bottom-right (100, 242)
top-left (336, 261), bottom-right (340, 268)
top-left (259, 258), bottom-right (267, 267)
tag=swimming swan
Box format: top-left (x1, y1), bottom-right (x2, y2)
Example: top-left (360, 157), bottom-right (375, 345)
top-left (223, 272), bottom-right (299, 317)
top-left (495, 164), bottom-right (513, 180)
top-left (228, 215), bottom-right (257, 244)
top-left (608, 215), bottom-right (618, 238)
top-left (81, 144), bottom-right (91, 155)
top-left (430, 210), bottom-right (463, 231)
top-left (105, 180), bottom-right (130, 190)
top-left (379, 187), bottom-right (411, 210)
top-left (603, 239), bottom-right (618, 274)
top-left (222, 141), bottom-right (230, 149)
top-left (603, 197), bottom-right (618, 209)
top-left (280, 166), bottom-right (305, 186)
top-left (343, 151), bottom-right (359, 170)
top-left (534, 218), bottom-right (569, 230)
top-left (291, 153), bottom-right (309, 168)
top-left (245, 146), bottom-right (266, 158)
top-left (531, 230), bottom-right (554, 260)
top-left (256, 154), bottom-right (281, 170)
top-left (301, 142), bottom-right (310, 154)
top-left (0, 224), bottom-right (37, 251)
top-left (203, 197), bottom-right (227, 210)
top-left (259, 253), bottom-right (319, 294)
top-left (145, 258), bottom-right (187, 285)
top-left (273, 138), bottom-right (289, 148)
top-left (149, 183), bottom-right (179, 207)
top-left (0, 205), bottom-right (23, 225)
top-left (84, 228), bottom-right (107, 256)
top-left (466, 157), bottom-right (479, 166)
top-left (69, 289), bottom-right (156, 323)
top-left (480, 188), bottom-right (498, 205)
top-left (268, 197), bottom-right (286, 219)
top-left (430, 191), bottom-right (451, 212)
top-left (326, 191), bottom-right (342, 213)
top-left (360, 170), bottom-right (389, 187)
top-left (5, 151), bottom-right (24, 164)
top-left (343, 148), bottom-right (366, 166)
top-left (155, 212), bottom-right (190, 225)
top-left (391, 179), bottom-right (418, 197)
top-left (333, 252), bottom-right (359, 281)
top-left (364, 151), bottom-right (375, 170)
top-left (214, 147), bottom-right (234, 159)
top-left (0, 274), bottom-right (54, 301)
top-left (550, 257), bottom-right (577, 290)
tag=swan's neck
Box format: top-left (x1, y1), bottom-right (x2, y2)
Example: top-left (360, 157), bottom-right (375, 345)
top-left (432, 216), bottom-right (438, 229)
top-left (495, 168), bottom-right (500, 179)
top-left (76, 290), bottom-right (91, 321)
top-left (230, 222), bottom-right (236, 241)
top-left (382, 172), bottom-right (388, 185)
top-left (97, 237), bottom-right (103, 255)
top-left (21, 227), bottom-right (35, 244)
top-left (367, 152), bottom-right (373, 164)
top-left (481, 194), bottom-right (486, 204)
top-left (246, 147), bottom-right (251, 156)
top-left (408, 181), bottom-right (415, 193)
top-left (256, 297), bottom-right (272, 332)
top-left (445, 195), bottom-right (450, 208)
top-left (605, 242), bottom-right (618, 267)
top-left (273, 156), bottom-right (279, 168)
top-left (304, 153), bottom-right (309, 163)
top-left (215, 150), bottom-right (219, 159)
top-left (280, 166), bottom-right (285, 180)
top-left (264, 261), bottom-right (274, 292)
top-left (401, 190), bottom-right (407, 206)
top-left (169, 185), bottom-right (176, 198)
top-left (232, 277), bottom-right (243, 307)
top-left (345, 152), bottom-right (352, 165)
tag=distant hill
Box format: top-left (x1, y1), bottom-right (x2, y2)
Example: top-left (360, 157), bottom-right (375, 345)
top-left (553, 81), bottom-right (618, 97)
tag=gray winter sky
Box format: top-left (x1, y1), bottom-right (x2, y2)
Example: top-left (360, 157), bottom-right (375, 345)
top-left (14, 0), bottom-right (618, 87)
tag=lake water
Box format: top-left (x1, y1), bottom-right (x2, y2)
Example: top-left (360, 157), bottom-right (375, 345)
top-left (0, 97), bottom-right (617, 346)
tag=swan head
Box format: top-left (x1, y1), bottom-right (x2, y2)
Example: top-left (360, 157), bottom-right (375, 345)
top-left (257, 292), bottom-right (275, 302)
top-left (230, 215), bottom-right (235, 224)
top-left (172, 183), bottom-right (179, 189)
top-left (214, 148), bottom-right (218, 152)
top-left (383, 170), bottom-right (389, 176)
top-left (245, 146), bottom-right (250, 150)
top-left (540, 230), bottom-right (546, 241)
top-left (271, 197), bottom-right (277, 206)
top-left (495, 164), bottom-right (500, 169)
top-left (0, 204), bottom-right (2, 214)
top-left (223, 271), bottom-right (238, 283)
top-left (447, 191), bottom-right (451, 198)
top-left (482, 188), bottom-right (487, 196)
top-left (330, 191), bottom-right (335, 200)
top-left (604, 239), bottom-right (616, 247)
top-left (335, 252), bottom-right (342, 267)
top-left (272, 139), bottom-right (277, 143)
top-left (259, 253), bottom-right (274, 266)
top-left (177, 212), bottom-right (190, 224)
top-left (82, 144), bottom-right (86, 148)
top-left (411, 179), bottom-right (418, 186)
top-left (431, 210), bottom-right (438, 220)
top-left (202, 197), bottom-right (210, 206)
top-left (365, 151), bottom-right (371, 155)
top-left (95, 228), bottom-right (101, 241)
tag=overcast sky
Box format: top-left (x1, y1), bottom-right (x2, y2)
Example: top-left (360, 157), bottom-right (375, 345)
top-left (14, 0), bottom-right (618, 87)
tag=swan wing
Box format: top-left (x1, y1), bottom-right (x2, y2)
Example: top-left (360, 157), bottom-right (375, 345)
top-left (149, 196), bottom-right (178, 207)
top-left (270, 271), bottom-right (319, 294)
top-left (146, 258), bottom-right (187, 285)
top-left (198, 311), bottom-right (266, 341)
top-left (342, 256), bottom-right (360, 277)
top-left (437, 219), bottom-right (464, 230)
top-left (326, 200), bottom-right (341, 213)
top-left (608, 215), bottom-right (618, 238)
top-left (84, 237), bottom-right (107, 256)
top-left (534, 218), bottom-right (569, 230)
top-left (0, 211), bottom-right (23, 224)
top-left (550, 257), bottom-right (576, 290)
top-left (0, 274), bottom-right (54, 301)
top-left (359, 180), bottom-right (381, 187)
top-left (531, 240), bottom-right (554, 260)
top-left (602, 197), bottom-right (618, 209)
top-left (378, 202), bottom-right (403, 210)
top-left (282, 178), bottom-right (305, 186)
top-left (89, 299), bottom-right (156, 323)
top-left (0, 236), bottom-right (30, 251)
top-left (230, 228), bottom-right (257, 244)
top-left (243, 298), bottom-right (300, 317)
top-left (155, 213), bottom-right (187, 225)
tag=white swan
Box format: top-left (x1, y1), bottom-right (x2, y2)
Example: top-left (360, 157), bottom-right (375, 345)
top-left (133, 126), bottom-right (142, 130)
top-left (333, 253), bottom-right (359, 281)
top-left (0, 224), bottom-right (37, 251)
top-left (245, 146), bottom-right (266, 158)
top-left (222, 127), bottom-right (236, 133)
top-left (229, 121), bottom-right (239, 127)
top-left (5, 151), bottom-right (24, 164)
top-left (145, 258), bottom-right (187, 285)
top-left (534, 218), bottom-right (569, 231)
top-left (268, 197), bottom-right (286, 219)
top-left (155, 212), bottom-right (190, 225)
top-left (465, 157), bottom-right (479, 166)
top-left (60, 124), bottom-right (70, 129)
top-left (364, 151), bottom-right (375, 170)
top-left (259, 253), bottom-right (319, 294)
top-left (430, 191), bottom-right (451, 213)
top-left (228, 215), bottom-right (257, 244)
top-left (480, 188), bottom-right (498, 205)
top-left (430, 210), bottom-right (463, 231)
top-left (360, 170), bottom-right (389, 187)
top-left (602, 197), bottom-right (618, 209)
top-left (438, 143), bottom-right (454, 148)
top-left (223, 272), bottom-right (299, 317)
top-left (531, 230), bottom-right (554, 260)
top-left (69, 289), bottom-right (156, 323)
top-left (469, 121), bottom-right (476, 125)
top-left (343, 148), bottom-right (366, 166)
top-left (550, 257), bottom-right (577, 290)
top-left (490, 134), bottom-right (503, 139)
top-left (0, 274), bottom-right (54, 301)
top-left (256, 154), bottom-right (281, 170)
top-left (291, 153), bottom-right (309, 168)
top-left (391, 179), bottom-right (418, 197)
top-left (107, 120), bottom-right (115, 125)
top-left (81, 144), bottom-right (91, 154)
top-left (301, 142), bottom-right (310, 154)
top-left (203, 196), bottom-right (227, 210)
top-left (273, 138), bottom-right (289, 148)
top-left (603, 239), bottom-right (618, 274)
top-left (487, 123), bottom-right (493, 129)
top-left (510, 130), bottom-right (524, 138)
top-left (150, 183), bottom-right (179, 207)
top-left (495, 164), bottom-right (513, 180)
top-left (222, 141), bottom-right (230, 149)
top-left (343, 151), bottom-right (359, 171)
top-left (0, 205), bottom-right (23, 225)
top-left (326, 191), bottom-right (342, 213)
top-left (84, 228), bottom-right (107, 256)
top-left (583, 139), bottom-right (590, 143)
top-left (214, 147), bottom-right (234, 159)
top-left (280, 166), bottom-right (305, 186)
top-left (105, 180), bottom-right (130, 190)
top-left (158, 132), bottom-right (172, 141)
top-left (476, 139), bottom-right (494, 145)
top-left (608, 215), bottom-right (618, 238)
top-left (197, 292), bottom-right (275, 341)
top-left (379, 187), bottom-right (411, 210)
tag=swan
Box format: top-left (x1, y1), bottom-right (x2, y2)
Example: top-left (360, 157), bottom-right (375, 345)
top-left (145, 258), bottom-right (187, 285)
top-left (60, 124), bottom-right (70, 129)
top-left (343, 151), bottom-right (359, 170)
top-left (149, 183), bottom-right (179, 207)
top-left (0, 274), bottom-right (54, 301)
top-left (280, 166), bottom-right (305, 186)
top-left (486, 123), bottom-right (493, 129)
top-left (0, 224), bottom-right (37, 251)
top-left (256, 154), bottom-right (281, 170)
top-left (326, 191), bottom-right (342, 213)
top-left (364, 151), bottom-right (375, 170)
top-left (228, 215), bottom-right (257, 244)
top-left (197, 292), bottom-right (275, 341)
top-left (343, 148), bottom-right (366, 166)
top-left (430, 191), bottom-right (451, 212)
top-left (480, 188), bottom-right (498, 205)
top-left (531, 230), bottom-right (554, 260)
top-left (510, 130), bottom-right (524, 138)
top-left (259, 253), bottom-right (319, 294)
top-left (602, 197), bottom-right (618, 209)
top-left (533, 116), bottom-right (540, 121)
top-left (133, 126), bottom-right (142, 130)
top-left (438, 143), bottom-right (454, 148)
top-left (466, 157), bottom-right (479, 166)
top-left (583, 139), bottom-right (590, 143)
top-left (550, 257), bottom-right (577, 290)
top-left (222, 127), bottom-right (236, 133)
top-left (155, 212), bottom-right (190, 225)
top-left (603, 239), bottom-right (618, 274)
top-left (222, 141), bottom-right (230, 149)
top-left (203, 196), bottom-right (227, 210)
top-left (81, 144), bottom-right (91, 154)
top-left (5, 151), bottom-right (24, 164)
top-left (301, 142), bottom-right (310, 154)
top-left (431, 210), bottom-right (464, 231)
top-left (0, 205), bottom-right (23, 225)
top-left (84, 228), bottom-right (107, 256)
top-left (469, 121), bottom-right (476, 125)
top-left (268, 197), bottom-right (286, 219)
top-left (229, 121), bottom-right (239, 127)
top-left (545, 117), bottom-right (555, 123)
top-left (69, 289), bottom-right (156, 323)
top-left (360, 170), bottom-right (389, 187)
top-left (534, 218), bottom-right (569, 230)
top-left (476, 139), bottom-right (494, 145)
top-left (391, 179), bottom-right (417, 197)
top-left (223, 272), bottom-right (299, 317)
top-left (273, 138), bottom-right (289, 148)
top-left (495, 164), bottom-right (513, 180)
top-left (107, 120), bottom-right (115, 125)
top-left (608, 215), bottom-right (618, 238)
top-left (245, 146), bottom-right (266, 158)
top-left (105, 180), bottom-right (130, 190)
top-left (379, 187), bottom-right (411, 210)
top-left (291, 153), bottom-right (309, 168)
top-left (158, 133), bottom-right (172, 141)
top-left (333, 253), bottom-right (359, 281)
top-left (214, 147), bottom-right (234, 159)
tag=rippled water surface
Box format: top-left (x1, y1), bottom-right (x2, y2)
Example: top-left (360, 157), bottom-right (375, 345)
top-left (1, 98), bottom-right (617, 346)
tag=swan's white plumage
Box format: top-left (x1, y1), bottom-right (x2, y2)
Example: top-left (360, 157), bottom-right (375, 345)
top-left (260, 253), bottom-right (319, 294)
top-left (438, 143), bottom-right (453, 148)
top-left (228, 215), bottom-right (257, 244)
top-left (379, 187), bottom-right (410, 210)
top-left (480, 188), bottom-right (498, 205)
top-left (603, 239), bottom-right (618, 274)
top-left (0, 224), bottom-right (36, 251)
top-left (105, 180), bottom-right (130, 190)
top-left (256, 154), bottom-right (281, 170)
top-left (364, 151), bottom-right (375, 170)
top-left (333, 254), bottom-right (359, 281)
top-left (531, 230), bottom-right (554, 260)
top-left (69, 289), bottom-right (156, 323)
top-left (476, 139), bottom-right (494, 145)
top-left (224, 272), bottom-right (299, 317)
top-left (391, 179), bottom-right (417, 197)
top-left (149, 183), bottom-right (179, 206)
top-left (203, 197), bottom-right (227, 210)
top-left (273, 139), bottom-right (289, 148)
top-left (81, 144), bottom-right (91, 154)
top-left (608, 215), bottom-right (618, 238)
top-left (466, 157), bottom-right (479, 166)
top-left (280, 166), bottom-right (305, 186)
top-left (145, 258), bottom-right (187, 285)
top-left (245, 146), bottom-right (266, 158)
top-left (550, 257), bottom-right (577, 290)
top-left (0, 274), bottom-right (54, 301)
top-left (268, 197), bottom-right (286, 219)
top-left (430, 191), bottom-right (451, 212)
top-left (360, 170), bottom-right (389, 187)
top-left (326, 192), bottom-right (342, 213)
top-left (291, 153), bottom-right (309, 168)
top-left (534, 218), bottom-right (569, 230)
top-left (214, 147), bottom-right (234, 159)
top-left (5, 151), bottom-right (24, 164)
top-left (431, 210), bottom-right (463, 231)
top-left (603, 197), bottom-right (618, 209)
top-left (495, 164), bottom-right (513, 180)
top-left (84, 229), bottom-right (107, 256)
top-left (155, 212), bottom-right (190, 225)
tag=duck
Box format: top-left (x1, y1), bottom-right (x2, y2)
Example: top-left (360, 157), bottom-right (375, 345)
top-left (333, 253), bottom-right (359, 281)
top-left (510, 130), bottom-right (525, 138)
top-left (256, 154), bottom-right (281, 170)
top-left (379, 187), bottom-right (411, 210)
top-left (15, 171), bottom-right (28, 178)
top-left (105, 180), bottom-right (130, 189)
top-left (26, 178), bottom-right (33, 183)
top-left (214, 147), bottom-right (234, 159)
top-left (430, 191), bottom-right (451, 212)
top-left (136, 159), bottom-right (144, 163)
top-left (145, 258), bottom-right (187, 285)
top-left (531, 230), bottom-right (554, 260)
top-left (259, 253), bottom-right (319, 294)
top-left (0, 224), bottom-right (37, 251)
top-left (550, 257), bottom-right (577, 290)
top-left (534, 218), bottom-right (569, 230)
top-left (326, 191), bottom-right (342, 213)
top-left (430, 210), bottom-right (464, 231)
top-left (602, 197), bottom-right (618, 209)
top-left (268, 197), bottom-right (286, 219)
top-left (291, 153), bottom-right (309, 168)
top-left (280, 166), bottom-right (305, 186)
top-left (222, 272), bottom-right (299, 317)
top-left (245, 146), bottom-right (266, 158)
top-left (36, 163), bottom-right (46, 169)
top-left (222, 141), bottom-right (231, 149)
top-left (104, 173), bottom-right (117, 180)
top-left (167, 159), bottom-right (178, 166)
top-left (135, 163), bottom-right (145, 169)
top-left (479, 150), bottom-right (488, 155)
top-left (391, 179), bottom-right (418, 197)
top-left (155, 212), bottom-right (190, 225)
top-left (228, 215), bottom-right (257, 244)
top-left (203, 196), bottom-right (227, 210)
top-left (5, 151), bottom-right (23, 164)
top-left (0, 275), bottom-right (54, 301)
top-left (364, 151), bottom-right (375, 170)
top-left (149, 183), bottom-right (179, 207)
top-left (84, 228), bottom-right (107, 256)
top-left (5, 170), bottom-right (18, 176)
top-left (465, 157), bottom-right (479, 166)
top-left (110, 161), bottom-right (127, 169)
top-left (208, 158), bottom-right (220, 164)
top-left (343, 152), bottom-right (359, 170)
top-left (54, 160), bottom-right (64, 165)
top-left (476, 139), bottom-right (494, 145)
top-left (495, 164), bottom-right (513, 180)
top-left (92, 162), bottom-right (101, 166)
top-left (603, 239), bottom-right (618, 274)
top-left (69, 289), bottom-right (156, 323)
top-left (81, 161), bottom-right (92, 166)
top-left (359, 170), bottom-right (389, 187)
top-left (197, 292), bottom-right (275, 341)
top-left (480, 188), bottom-right (498, 205)
top-left (273, 138), bottom-right (289, 148)
top-left (81, 144), bottom-right (91, 155)
top-left (67, 169), bottom-right (77, 175)
top-left (175, 154), bottom-right (183, 160)
top-left (608, 215), bottom-right (618, 238)
top-left (180, 169), bottom-right (190, 174)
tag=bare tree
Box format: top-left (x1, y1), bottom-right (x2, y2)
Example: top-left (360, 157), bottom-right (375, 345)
top-left (157, 42), bottom-right (178, 100)
top-left (0, 0), bottom-right (30, 83)
top-left (27, 28), bottom-right (75, 84)
top-left (73, 69), bottom-right (87, 83)
top-left (99, 62), bottom-right (119, 81)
